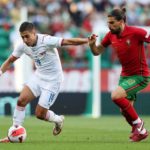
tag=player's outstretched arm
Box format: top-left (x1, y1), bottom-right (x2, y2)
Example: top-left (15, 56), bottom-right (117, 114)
top-left (0, 55), bottom-right (18, 75)
top-left (61, 38), bottom-right (88, 46)
top-left (88, 34), bottom-right (105, 56)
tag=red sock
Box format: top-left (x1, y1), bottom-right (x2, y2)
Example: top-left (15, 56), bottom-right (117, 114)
top-left (113, 98), bottom-right (138, 121)
top-left (121, 110), bottom-right (132, 126)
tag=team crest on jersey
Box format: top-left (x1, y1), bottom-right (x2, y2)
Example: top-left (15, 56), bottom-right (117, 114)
top-left (126, 39), bottom-right (131, 46)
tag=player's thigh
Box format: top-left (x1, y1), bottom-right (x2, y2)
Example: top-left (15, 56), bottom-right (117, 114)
top-left (111, 86), bottom-right (127, 100)
top-left (18, 85), bottom-right (36, 106)
top-left (38, 82), bottom-right (62, 109)
top-left (18, 75), bottom-right (41, 106)
top-left (25, 74), bottom-right (41, 98)
top-left (119, 76), bottom-right (150, 100)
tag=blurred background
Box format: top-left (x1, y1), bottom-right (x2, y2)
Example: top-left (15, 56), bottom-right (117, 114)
top-left (0, 0), bottom-right (150, 118)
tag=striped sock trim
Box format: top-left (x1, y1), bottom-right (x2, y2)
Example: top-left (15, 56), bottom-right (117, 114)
top-left (16, 105), bottom-right (25, 111)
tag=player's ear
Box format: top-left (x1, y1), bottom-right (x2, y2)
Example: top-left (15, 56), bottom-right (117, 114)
top-left (32, 29), bottom-right (36, 35)
top-left (120, 19), bottom-right (124, 24)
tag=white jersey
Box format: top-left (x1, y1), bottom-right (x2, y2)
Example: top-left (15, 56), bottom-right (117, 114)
top-left (12, 34), bottom-right (64, 82)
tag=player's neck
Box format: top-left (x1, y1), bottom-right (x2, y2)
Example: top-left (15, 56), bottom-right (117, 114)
top-left (118, 24), bottom-right (125, 37)
top-left (121, 24), bottom-right (125, 33)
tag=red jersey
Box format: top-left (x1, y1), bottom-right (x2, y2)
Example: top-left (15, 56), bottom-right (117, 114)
top-left (101, 25), bottom-right (150, 76)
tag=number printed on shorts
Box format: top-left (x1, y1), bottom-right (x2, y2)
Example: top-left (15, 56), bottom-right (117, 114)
top-left (48, 92), bottom-right (55, 103)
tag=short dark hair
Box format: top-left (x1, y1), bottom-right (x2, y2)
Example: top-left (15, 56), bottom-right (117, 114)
top-left (108, 7), bottom-right (126, 22)
top-left (19, 22), bottom-right (35, 32)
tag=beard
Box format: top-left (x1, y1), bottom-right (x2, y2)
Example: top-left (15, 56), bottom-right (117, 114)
top-left (110, 28), bottom-right (121, 35)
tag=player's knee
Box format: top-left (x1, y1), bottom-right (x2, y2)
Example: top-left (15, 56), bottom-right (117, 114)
top-left (111, 92), bottom-right (123, 101)
top-left (111, 92), bottom-right (117, 100)
top-left (17, 97), bottom-right (27, 107)
top-left (111, 86), bottom-right (127, 101)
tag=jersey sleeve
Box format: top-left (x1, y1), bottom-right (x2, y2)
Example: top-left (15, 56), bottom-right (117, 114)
top-left (12, 42), bottom-right (24, 58)
top-left (42, 35), bottom-right (63, 48)
top-left (101, 32), bottom-right (111, 47)
top-left (135, 27), bottom-right (150, 43)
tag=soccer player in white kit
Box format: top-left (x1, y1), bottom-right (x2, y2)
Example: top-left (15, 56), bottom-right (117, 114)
top-left (0, 22), bottom-right (88, 142)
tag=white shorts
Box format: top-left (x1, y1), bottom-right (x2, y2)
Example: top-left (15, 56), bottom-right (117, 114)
top-left (25, 74), bottom-right (62, 109)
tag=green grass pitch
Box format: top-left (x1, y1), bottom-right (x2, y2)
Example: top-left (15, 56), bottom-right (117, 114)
top-left (0, 116), bottom-right (150, 150)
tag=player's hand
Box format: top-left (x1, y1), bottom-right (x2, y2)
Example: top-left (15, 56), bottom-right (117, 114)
top-left (88, 34), bottom-right (98, 46)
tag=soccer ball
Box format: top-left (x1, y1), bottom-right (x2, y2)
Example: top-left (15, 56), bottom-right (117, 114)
top-left (8, 125), bottom-right (27, 143)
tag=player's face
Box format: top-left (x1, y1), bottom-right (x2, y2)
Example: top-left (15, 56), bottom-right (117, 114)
top-left (107, 16), bottom-right (122, 34)
top-left (20, 30), bottom-right (37, 46)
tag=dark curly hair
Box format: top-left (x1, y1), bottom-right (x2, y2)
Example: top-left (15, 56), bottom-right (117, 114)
top-left (108, 7), bottom-right (126, 22)
top-left (19, 22), bottom-right (35, 32)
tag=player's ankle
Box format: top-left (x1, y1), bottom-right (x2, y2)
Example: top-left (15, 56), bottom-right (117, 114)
top-left (140, 128), bottom-right (146, 134)
top-left (132, 117), bottom-right (141, 125)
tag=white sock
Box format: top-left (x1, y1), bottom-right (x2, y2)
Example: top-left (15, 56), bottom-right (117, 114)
top-left (45, 110), bottom-right (62, 123)
top-left (132, 117), bottom-right (141, 124)
top-left (13, 105), bottom-right (25, 126)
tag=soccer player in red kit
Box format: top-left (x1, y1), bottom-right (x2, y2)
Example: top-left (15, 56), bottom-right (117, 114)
top-left (88, 7), bottom-right (150, 142)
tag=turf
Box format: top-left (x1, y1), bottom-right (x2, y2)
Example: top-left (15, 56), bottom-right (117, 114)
top-left (0, 116), bottom-right (150, 150)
